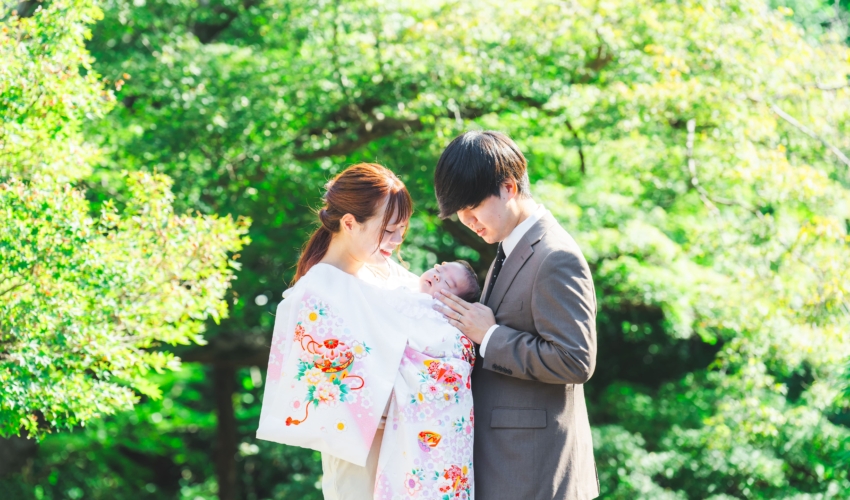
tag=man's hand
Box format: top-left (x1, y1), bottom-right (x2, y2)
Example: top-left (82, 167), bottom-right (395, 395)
top-left (433, 289), bottom-right (496, 344)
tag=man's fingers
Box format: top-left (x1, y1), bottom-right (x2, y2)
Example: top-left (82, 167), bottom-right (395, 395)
top-left (438, 289), bottom-right (471, 310)
top-left (438, 306), bottom-right (459, 319)
top-left (435, 294), bottom-right (464, 313)
top-left (447, 317), bottom-right (465, 330)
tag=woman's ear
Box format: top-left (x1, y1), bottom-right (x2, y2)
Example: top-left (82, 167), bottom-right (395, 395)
top-left (339, 213), bottom-right (358, 233)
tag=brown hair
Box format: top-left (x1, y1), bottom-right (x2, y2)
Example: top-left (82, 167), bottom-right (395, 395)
top-left (294, 163), bottom-right (413, 283)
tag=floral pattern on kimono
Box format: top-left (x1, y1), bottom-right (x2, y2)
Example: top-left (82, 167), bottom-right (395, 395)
top-left (284, 298), bottom-right (371, 426)
top-left (257, 263), bottom-right (476, 487)
top-left (257, 264), bottom-right (407, 466)
top-left (375, 333), bottom-right (476, 500)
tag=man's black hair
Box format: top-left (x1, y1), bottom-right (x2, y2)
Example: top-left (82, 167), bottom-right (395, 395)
top-left (434, 130), bottom-right (530, 218)
top-left (454, 260), bottom-right (482, 303)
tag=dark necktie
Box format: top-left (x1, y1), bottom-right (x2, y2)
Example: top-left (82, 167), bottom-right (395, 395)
top-left (485, 243), bottom-right (506, 303)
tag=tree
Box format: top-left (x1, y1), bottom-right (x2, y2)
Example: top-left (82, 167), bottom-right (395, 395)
top-left (0, 0), bottom-right (248, 440)
top-left (4, 0), bottom-right (850, 498)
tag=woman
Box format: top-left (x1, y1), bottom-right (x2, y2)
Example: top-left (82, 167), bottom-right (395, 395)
top-left (295, 163), bottom-right (414, 499)
top-left (257, 164), bottom-right (474, 500)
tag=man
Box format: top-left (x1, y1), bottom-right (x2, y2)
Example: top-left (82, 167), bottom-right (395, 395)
top-left (434, 131), bottom-right (599, 500)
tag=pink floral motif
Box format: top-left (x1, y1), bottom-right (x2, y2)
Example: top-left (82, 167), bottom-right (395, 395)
top-left (404, 472), bottom-right (422, 496)
top-left (423, 383), bottom-right (441, 397)
top-left (299, 350), bottom-right (312, 363)
top-left (315, 381), bottom-right (341, 407)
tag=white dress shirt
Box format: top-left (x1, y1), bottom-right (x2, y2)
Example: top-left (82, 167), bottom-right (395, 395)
top-left (479, 204), bottom-right (548, 357)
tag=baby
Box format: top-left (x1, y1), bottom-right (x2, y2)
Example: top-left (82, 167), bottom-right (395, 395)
top-left (418, 260), bottom-right (481, 302)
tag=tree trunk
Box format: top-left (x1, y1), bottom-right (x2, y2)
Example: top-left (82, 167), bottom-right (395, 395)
top-left (213, 364), bottom-right (238, 500)
top-left (0, 435), bottom-right (37, 478)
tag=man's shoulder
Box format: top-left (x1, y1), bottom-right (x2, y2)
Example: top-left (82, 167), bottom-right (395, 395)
top-left (535, 216), bottom-right (584, 259)
top-left (523, 218), bottom-right (593, 285)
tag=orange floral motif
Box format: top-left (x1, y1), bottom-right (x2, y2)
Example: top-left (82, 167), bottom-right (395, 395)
top-left (417, 430), bottom-right (442, 452)
top-left (294, 324), bottom-right (306, 341)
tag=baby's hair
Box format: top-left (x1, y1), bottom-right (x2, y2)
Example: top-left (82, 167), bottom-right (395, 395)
top-left (453, 260), bottom-right (481, 303)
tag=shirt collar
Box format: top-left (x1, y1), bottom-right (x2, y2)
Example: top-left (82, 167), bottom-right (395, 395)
top-left (502, 204), bottom-right (547, 258)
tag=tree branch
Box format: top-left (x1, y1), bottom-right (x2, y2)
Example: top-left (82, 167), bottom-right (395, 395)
top-left (770, 104), bottom-right (850, 168)
top-left (685, 119), bottom-right (764, 218)
top-left (293, 115), bottom-right (423, 160)
top-left (564, 119), bottom-right (586, 175)
top-left (807, 82), bottom-right (849, 91)
top-left (191, 0), bottom-right (259, 44)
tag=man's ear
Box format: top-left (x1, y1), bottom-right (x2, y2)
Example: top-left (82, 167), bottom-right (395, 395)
top-left (339, 213), bottom-right (357, 232)
top-left (501, 178), bottom-right (519, 200)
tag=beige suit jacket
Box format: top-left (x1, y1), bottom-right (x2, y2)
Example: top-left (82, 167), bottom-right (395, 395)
top-left (473, 212), bottom-right (599, 500)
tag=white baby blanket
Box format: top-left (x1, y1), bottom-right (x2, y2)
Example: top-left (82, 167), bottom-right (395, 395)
top-left (256, 263), bottom-right (475, 499)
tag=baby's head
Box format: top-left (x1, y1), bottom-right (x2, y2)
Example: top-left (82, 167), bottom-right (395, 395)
top-left (419, 260), bottom-right (481, 302)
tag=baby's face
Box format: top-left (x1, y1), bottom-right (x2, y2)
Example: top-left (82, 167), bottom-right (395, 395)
top-left (419, 262), bottom-right (467, 298)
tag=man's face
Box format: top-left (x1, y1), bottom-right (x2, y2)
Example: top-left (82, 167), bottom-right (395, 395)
top-left (456, 190), bottom-right (512, 244)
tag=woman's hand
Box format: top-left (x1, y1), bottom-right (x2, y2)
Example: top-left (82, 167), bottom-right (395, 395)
top-left (433, 289), bottom-right (496, 344)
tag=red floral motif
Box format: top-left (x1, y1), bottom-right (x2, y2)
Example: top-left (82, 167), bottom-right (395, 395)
top-left (294, 324), bottom-right (306, 342)
top-left (459, 335), bottom-right (475, 367)
top-left (426, 360), bottom-right (460, 384)
top-left (438, 465), bottom-right (471, 496)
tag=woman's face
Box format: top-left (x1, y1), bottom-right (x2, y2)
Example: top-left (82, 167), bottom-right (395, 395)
top-left (347, 197), bottom-right (407, 265)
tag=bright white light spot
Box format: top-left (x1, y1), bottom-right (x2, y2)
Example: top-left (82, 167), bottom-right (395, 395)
top-left (255, 294), bottom-right (268, 306)
top-left (239, 442), bottom-right (260, 456)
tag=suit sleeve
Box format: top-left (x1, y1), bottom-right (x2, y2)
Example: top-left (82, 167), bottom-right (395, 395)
top-left (482, 249), bottom-right (597, 384)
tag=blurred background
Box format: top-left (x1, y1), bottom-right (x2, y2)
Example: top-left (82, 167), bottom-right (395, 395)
top-left (2, 0), bottom-right (850, 498)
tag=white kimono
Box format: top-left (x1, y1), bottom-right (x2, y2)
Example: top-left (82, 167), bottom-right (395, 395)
top-left (257, 263), bottom-right (475, 499)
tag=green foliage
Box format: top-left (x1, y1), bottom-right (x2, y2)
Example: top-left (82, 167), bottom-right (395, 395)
top-left (0, 0), bottom-right (249, 439)
top-left (0, 172), bottom-right (248, 438)
top-left (0, 0), bottom-right (110, 182)
top-left (77, 0), bottom-right (850, 497)
top-left (3, 0), bottom-right (850, 498)
top-left (1, 366), bottom-right (323, 500)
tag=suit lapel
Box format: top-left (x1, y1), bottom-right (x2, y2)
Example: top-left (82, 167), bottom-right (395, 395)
top-left (485, 213), bottom-right (558, 311)
top-left (480, 253), bottom-right (498, 304)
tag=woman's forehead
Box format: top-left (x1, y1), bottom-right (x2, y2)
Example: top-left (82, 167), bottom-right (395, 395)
top-left (384, 206), bottom-right (408, 225)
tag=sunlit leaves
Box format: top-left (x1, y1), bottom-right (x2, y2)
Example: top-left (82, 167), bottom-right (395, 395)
top-left (0, 0), bottom-right (249, 439)
top-left (0, 173), bottom-right (248, 438)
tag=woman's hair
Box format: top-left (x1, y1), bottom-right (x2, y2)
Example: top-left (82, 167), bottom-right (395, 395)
top-left (293, 163), bottom-right (413, 283)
